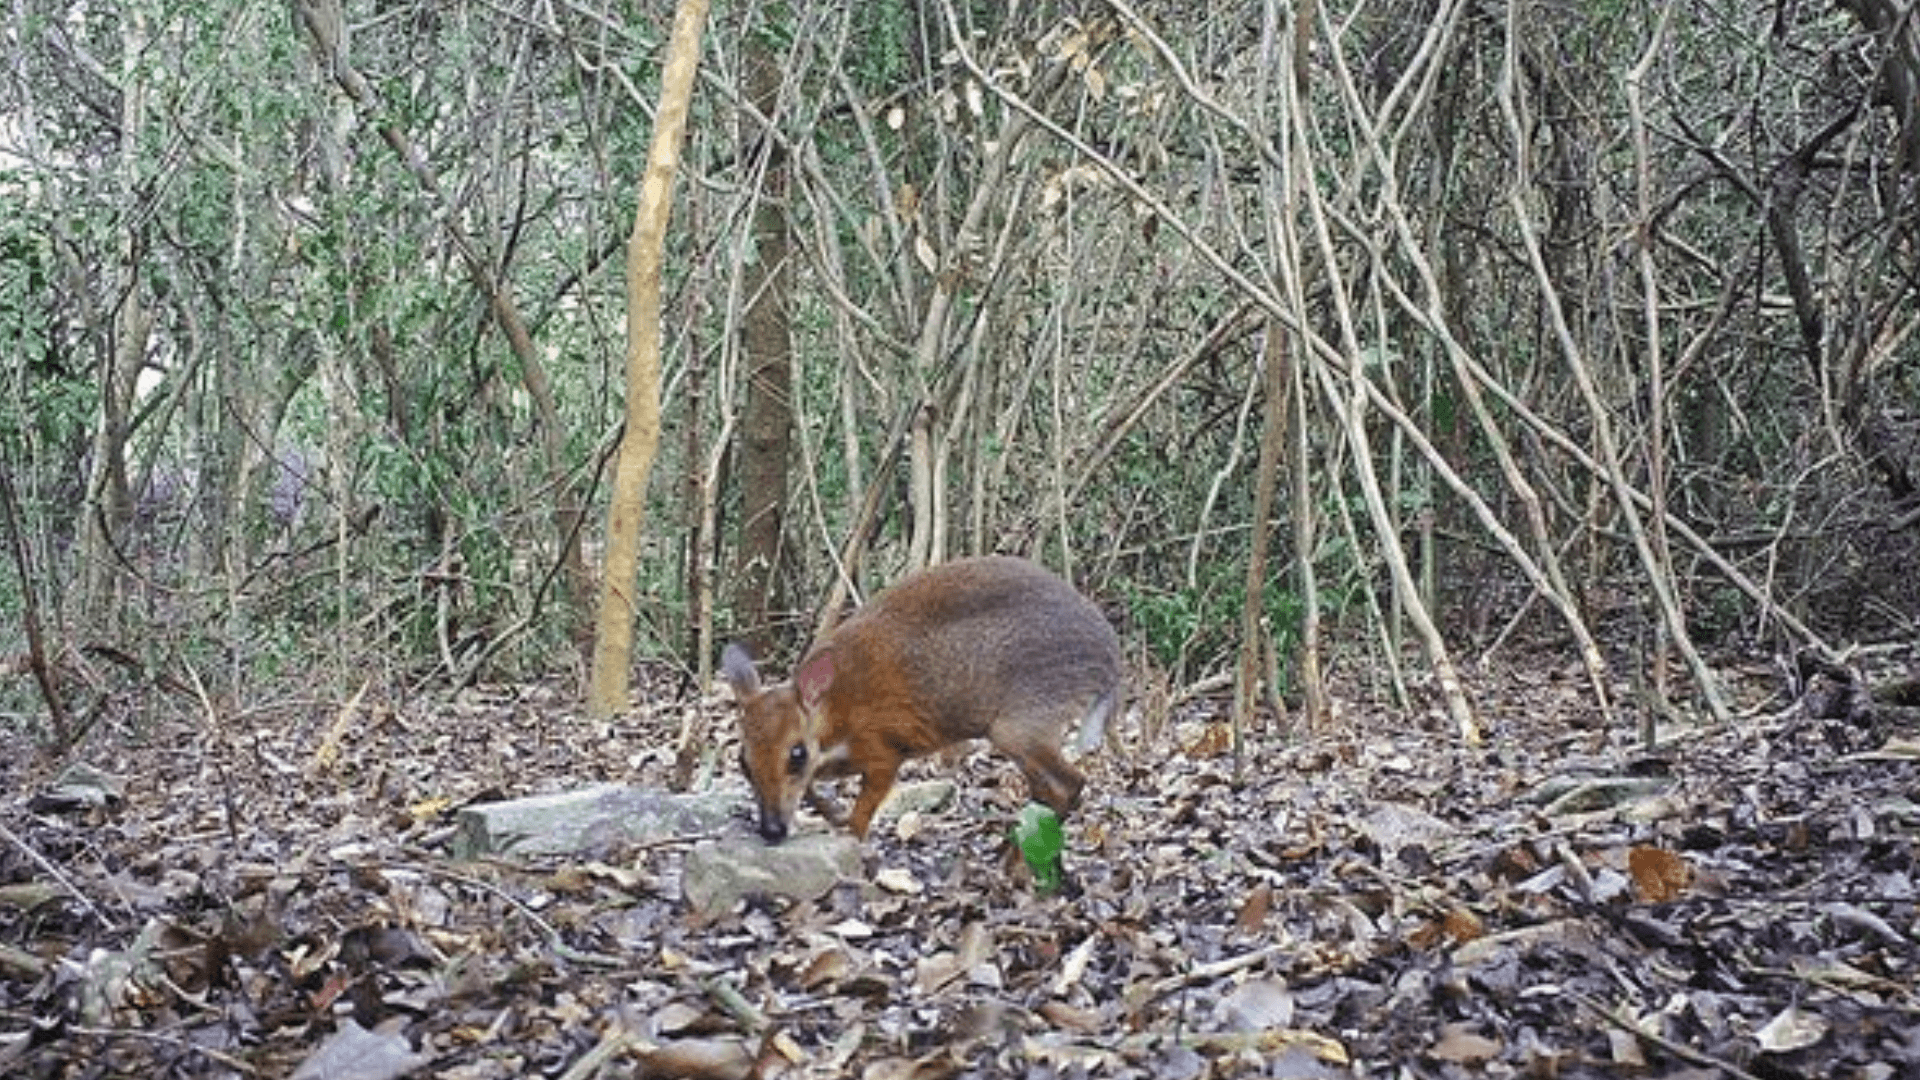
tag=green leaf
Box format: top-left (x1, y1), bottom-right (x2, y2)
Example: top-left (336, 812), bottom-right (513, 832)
top-left (1012, 804), bottom-right (1065, 894)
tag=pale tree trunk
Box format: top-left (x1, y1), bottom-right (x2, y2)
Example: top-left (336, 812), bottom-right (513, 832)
top-left (209, 117), bottom-right (260, 590)
top-left (585, 0), bottom-right (708, 718)
top-left (79, 9), bottom-right (152, 622)
top-left (1627, 16), bottom-right (1676, 739)
top-left (1270, 0), bottom-right (1329, 734)
top-left (1287, 346), bottom-right (1331, 730)
top-left (1234, 322), bottom-right (1290, 740)
top-left (82, 292), bottom-right (148, 611)
top-left (730, 33), bottom-right (794, 651)
top-left (315, 331), bottom-right (361, 681)
top-left (908, 404), bottom-right (934, 570)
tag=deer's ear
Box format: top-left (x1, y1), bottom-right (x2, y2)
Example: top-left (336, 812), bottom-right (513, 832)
top-left (794, 649), bottom-right (835, 711)
top-left (720, 643), bottom-right (760, 696)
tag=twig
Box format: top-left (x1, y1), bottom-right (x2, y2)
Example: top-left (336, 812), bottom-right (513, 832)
top-left (1147, 942), bottom-right (1289, 1001)
top-left (407, 861), bottom-right (624, 968)
top-left (0, 464), bottom-right (72, 748)
top-left (182, 662), bottom-right (243, 847)
top-left (557, 1021), bottom-right (647, 1080)
top-left (0, 819), bottom-right (116, 932)
top-left (1566, 990), bottom-right (1765, 1080)
top-left (64, 1025), bottom-right (259, 1075)
top-left (703, 976), bottom-right (770, 1033)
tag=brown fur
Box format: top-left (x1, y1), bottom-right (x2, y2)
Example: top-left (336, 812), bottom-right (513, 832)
top-left (723, 556), bottom-right (1122, 842)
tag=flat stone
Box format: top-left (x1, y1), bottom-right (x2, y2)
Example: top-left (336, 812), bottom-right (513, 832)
top-left (681, 833), bottom-right (865, 918)
top-left (450, 784), bottom-right (745, 859)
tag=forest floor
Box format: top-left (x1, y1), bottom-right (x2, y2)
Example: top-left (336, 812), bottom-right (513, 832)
top-left (2, 641), bottom-right (1918, 1079)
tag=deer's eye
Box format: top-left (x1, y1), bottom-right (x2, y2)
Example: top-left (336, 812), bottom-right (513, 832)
top-left (786, 744), bottom-right (808, 775)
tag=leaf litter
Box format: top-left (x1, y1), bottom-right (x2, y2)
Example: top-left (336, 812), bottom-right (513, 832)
top-left (1, 649), bottom-right (1917, 1078)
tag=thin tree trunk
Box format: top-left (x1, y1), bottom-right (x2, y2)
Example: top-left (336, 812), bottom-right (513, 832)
top-left (1287, 345), bottom-right (1330, 730)
top-left (681, 190), bottom-right (710, 689)
top-left (79, 8), bottom-right (151, 620)
top-left (908, 403), bottom-right (934, 570)
top-left (730, 31), bottom-right (794, 650)
top-left (585, 0), bottom-right (707, 717)
top-left (1235, 323), bottom-right (1290, 741)
top-left (1627, 13), bottom-right (1676, 741)
top-left (0, 465), bottom-right (72, 750)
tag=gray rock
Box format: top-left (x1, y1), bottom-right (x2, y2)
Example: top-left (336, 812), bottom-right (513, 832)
top-left (681, 833), bottom-right (864, 918)
top-left (450, 784), bottom-right (744, 859)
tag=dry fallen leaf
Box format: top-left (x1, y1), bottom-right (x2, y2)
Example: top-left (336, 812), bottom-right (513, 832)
top-left (1755, 1004), bottom-right (1829, 1053)
top-left (1052, 932), bottom-right (1099, 997)
top-left (1442, 906), bottom-right (1485, 944)
top-left (631, 1036), bottom-right (754, 1080)
top-left (892, 809), bottom-right (924, 841)
top-left (1627, 846), bottom-right (1689, 902)
top-left (873, 867), bottom-right (921, 895)
top-left (912, 951), bottom-right (963, 996)
top-left (653, 1000), bottom-right (705, 1035)
top-left (1037, 999), bottom-right (1103, 1033)
top-left (1427, 1023), bottom-right (1500, 1065)
top-left (1185, 723), bottom-right (1234, 758)
top-left (289, 1017), bottom-right (431, 1080)
top-left (1606, 1024), bottom-right (1647, 1067)
top-left (797, 944), bottom-right (854, 990)
top-left (1217, 978), bottom-right (1294, 1032)
top-left (1234, 881), bottom-right (1273, 933)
